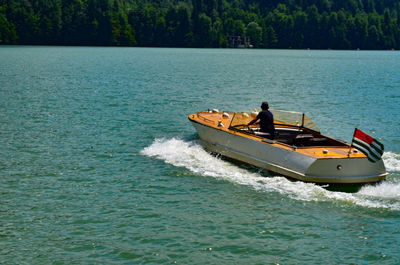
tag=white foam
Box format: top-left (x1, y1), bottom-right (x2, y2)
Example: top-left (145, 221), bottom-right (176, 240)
top-left (141, 138), bottom-right (400, 211)
top-left (383, 151), bottom-right (400, 172)
top-left (358, 181), bottom-right (400, 199)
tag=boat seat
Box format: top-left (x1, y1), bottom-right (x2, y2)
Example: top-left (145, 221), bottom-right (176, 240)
top-left (254, 132), bottom-right (271, 137)
top-left (294, 134), bottom-right (314, 146)
top-left (311, 137), bottom-right (327, 142)
top-left (309, 137), bottom-right (329, 146)
top-left (277, 132), bottom-right (292, 137)
top-left (295, 134), bottom-right (313, 139)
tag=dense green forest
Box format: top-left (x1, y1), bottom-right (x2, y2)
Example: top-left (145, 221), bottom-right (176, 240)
top-left (0, 0), bottom-right (399, 49)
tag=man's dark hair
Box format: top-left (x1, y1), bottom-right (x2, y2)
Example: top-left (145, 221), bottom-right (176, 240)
top-left (261, 102), bottom-right (269, 110)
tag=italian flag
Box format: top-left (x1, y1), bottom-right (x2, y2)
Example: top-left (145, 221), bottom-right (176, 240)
top-left (351, 128), bottom-right (384, 163)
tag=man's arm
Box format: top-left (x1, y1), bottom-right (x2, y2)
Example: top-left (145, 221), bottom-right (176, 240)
top-left (248, 112), bottom-right (261, 125)
top-left (248, 117), bottom-right (259, 126)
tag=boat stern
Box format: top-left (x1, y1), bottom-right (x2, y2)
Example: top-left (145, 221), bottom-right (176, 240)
top-left (304, 157), bottom-right (387, 184)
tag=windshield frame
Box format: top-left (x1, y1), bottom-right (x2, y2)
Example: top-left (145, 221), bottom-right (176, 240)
top-left (228, 109), bottom-right (320, 133)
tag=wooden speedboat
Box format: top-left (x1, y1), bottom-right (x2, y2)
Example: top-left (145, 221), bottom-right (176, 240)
top-left (188, 109), bottom-right (387, 185)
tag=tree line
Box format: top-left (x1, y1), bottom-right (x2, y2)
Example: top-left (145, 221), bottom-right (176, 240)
top-left (0, 0), bottom-right (399, 49)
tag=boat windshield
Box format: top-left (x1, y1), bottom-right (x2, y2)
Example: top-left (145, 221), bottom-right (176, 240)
top-left (229, 109), bottom-right (320, 132)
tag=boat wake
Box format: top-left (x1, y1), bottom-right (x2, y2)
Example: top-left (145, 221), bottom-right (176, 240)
top-left (382, 151), bottom-right (400, 172)
top-left (141, 138), bottom-right (400, 211)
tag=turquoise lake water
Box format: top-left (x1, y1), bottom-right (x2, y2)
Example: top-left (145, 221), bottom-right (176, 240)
top-left (1, 47), bottom-right (400, 264)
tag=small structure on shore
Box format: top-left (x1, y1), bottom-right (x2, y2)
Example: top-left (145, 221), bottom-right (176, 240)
top-left (227, 36), bottom-right (252, 48)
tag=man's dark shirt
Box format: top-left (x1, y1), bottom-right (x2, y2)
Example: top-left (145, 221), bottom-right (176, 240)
top-left (256, 110), bottom-right (275, 138)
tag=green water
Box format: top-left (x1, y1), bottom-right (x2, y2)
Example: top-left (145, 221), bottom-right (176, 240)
top-left (1, 47), bottom-right (400, 264)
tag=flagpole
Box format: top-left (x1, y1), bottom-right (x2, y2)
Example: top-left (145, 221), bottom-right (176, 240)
top-left (348, 128), bottom-right (356, 157)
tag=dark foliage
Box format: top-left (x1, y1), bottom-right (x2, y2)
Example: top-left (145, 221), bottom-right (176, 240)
top-left (0, 0), bottom-right (399, 49)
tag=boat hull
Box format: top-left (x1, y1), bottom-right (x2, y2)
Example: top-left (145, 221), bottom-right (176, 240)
top-left (190, 120), bottom-right (386, 184)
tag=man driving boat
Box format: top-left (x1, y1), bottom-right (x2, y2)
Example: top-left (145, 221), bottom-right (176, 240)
top-left (248, 101), bottom-right (276, 139)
